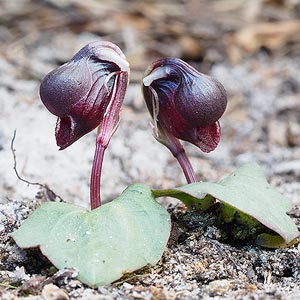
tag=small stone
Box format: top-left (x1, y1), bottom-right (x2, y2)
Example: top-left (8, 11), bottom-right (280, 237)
top-left (287, 121), bottom-right (300, 147)
top-left (206, 279), bottom-right (234, 295)
top-left (123, 282), bottom-right (134, 289)
top-left (268, 120), bottom-right (288, 147)
top-left (14, 266), bottom-right (29, 282)
top-left (42, 284), bottom-right (69, 300)
top-left (274, 160), bottom-right (300, 176)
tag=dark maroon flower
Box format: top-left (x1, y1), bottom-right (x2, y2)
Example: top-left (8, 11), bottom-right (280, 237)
top-left (40, 41), bottom-right (129, 150)
top-left (142, 58), bottom-right (227, 153)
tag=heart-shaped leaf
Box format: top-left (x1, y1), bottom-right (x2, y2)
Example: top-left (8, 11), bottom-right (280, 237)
top-left (12, 184), bottom-right (170, 287)
top-left (152, 163), bottom-right (299, 248)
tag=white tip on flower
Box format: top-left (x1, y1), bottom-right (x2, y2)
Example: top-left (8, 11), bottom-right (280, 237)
top-left (99, 48), bottom-right (130, 72)
top-left (143, 66), bottom-right (169, 86)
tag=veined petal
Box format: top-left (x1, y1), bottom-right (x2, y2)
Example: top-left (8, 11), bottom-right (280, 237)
top-left (194, 122), bottom-right (221, 153)
top-left (40, 59), bottom-right (92, 117)
top-left (55, 70), bottom-right (128, 150)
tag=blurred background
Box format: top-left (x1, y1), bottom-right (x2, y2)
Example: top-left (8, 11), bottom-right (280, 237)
top-left (0, 0), bottom-right (300, 207)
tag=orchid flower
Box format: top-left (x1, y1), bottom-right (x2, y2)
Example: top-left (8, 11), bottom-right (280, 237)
top-left (142, 58), bottom-right (227, 183)
top-left (40, 41), bottom-right (129, 209)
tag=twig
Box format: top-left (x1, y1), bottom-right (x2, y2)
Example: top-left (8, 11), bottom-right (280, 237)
top-left (11, 129), bottom-right (64, 202)
top-left (0, 282), bottom-right (17, 289)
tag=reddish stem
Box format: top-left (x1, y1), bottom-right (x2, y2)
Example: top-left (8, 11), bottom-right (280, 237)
top-left (160, 130), bottom-right (198, 183)
top-left (90, 143), bottom-right (106, 210)
top-left (175, 148), bottom-right (198, 183)
top-left (169, 138), bottom-right (198, 183)
top-left (89, 71), bottom-right (128, 210)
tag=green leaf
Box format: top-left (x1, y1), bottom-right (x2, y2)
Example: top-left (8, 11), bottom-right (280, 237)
top-left (153, 163), bottom-right (299, 248)
top-left (12, 184), bottom-right (170, 287)
top-left (255, 233), bottom-right (286, 248)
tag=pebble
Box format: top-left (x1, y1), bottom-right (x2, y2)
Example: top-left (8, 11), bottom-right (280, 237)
top-left (42, 284), bottom-right (69, 300)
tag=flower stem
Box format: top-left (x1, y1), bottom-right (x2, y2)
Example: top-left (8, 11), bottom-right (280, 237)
top-left (89, 71), bottom-right (128, 210)
top-left (170, 141), bottom-right (198, 183)
top-left (174, 147), bottom-right (198, 183)
top-left (159, 130), bottom-right (198, 183)
top-left (90, 142), bottom-right (106, 210)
